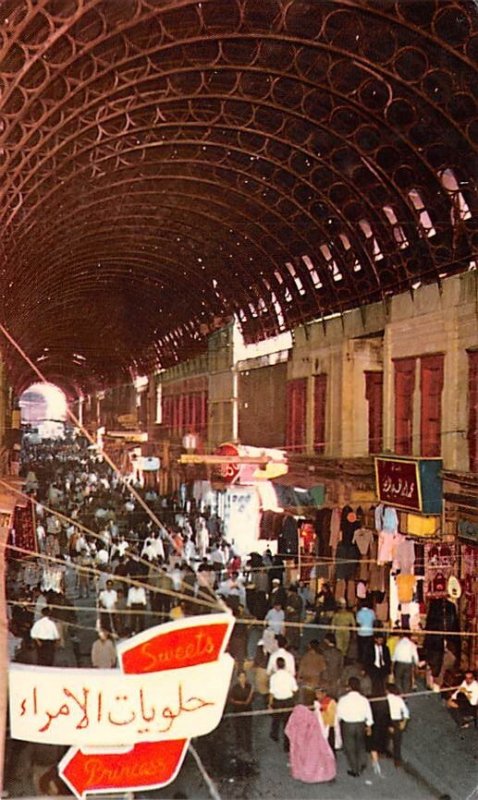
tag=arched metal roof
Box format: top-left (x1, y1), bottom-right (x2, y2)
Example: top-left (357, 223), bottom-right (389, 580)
top-left (0, 0), bottom-right (477, 393)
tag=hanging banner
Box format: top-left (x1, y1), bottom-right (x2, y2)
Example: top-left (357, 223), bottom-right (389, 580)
top-left (11, 502), bottom-right (37, 559)
top-left (9, 614), bottom-right (234, 798)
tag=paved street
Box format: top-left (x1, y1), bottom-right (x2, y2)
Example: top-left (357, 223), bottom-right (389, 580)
top-left (7, 593), bottom-right (477, 800)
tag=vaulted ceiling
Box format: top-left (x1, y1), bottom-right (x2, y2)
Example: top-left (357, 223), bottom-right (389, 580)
top-left (0, 0), bottom-right (477, 395)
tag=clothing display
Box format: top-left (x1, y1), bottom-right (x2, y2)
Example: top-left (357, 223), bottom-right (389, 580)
top-left (374, 504), bottom-right (384, 532)
top-left (329, 507), bottom-right (342, 552)
top-left (335, 541), bottom-right (360, 581)
top-left (260, 510), bottom-right (284, 541)
top-left (341, 512), bottom-right (360, 545)
top-left (378, 530), bottom-right (401, 563)
top-left (279, 515), bottom-right (299, 555)
top-left (352, 528), bottom-right (373, 556)
top-left (396, 574), bottom-right (417, 603)
top-left (424, 598), bottom-right (461, 677)
top-left (382, 506), bottom-right (399, 534)
top-left (394, 535), bottom-right (416, 574)
top-left (425, 542), bottom-right (457, 599)
top-left (314, 508), bottom-right (333, 556)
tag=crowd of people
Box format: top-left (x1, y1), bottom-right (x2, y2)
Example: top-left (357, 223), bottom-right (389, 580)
top-left (6, 432), bottom-right (478, 791)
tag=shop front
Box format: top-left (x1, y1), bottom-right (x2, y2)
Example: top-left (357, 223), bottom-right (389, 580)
top-left (443, 470), bottom-right (478, 670)
top-left (180, 443), bottom-right (294, 555)
top-left (374, 456), bottom-right (453, 639)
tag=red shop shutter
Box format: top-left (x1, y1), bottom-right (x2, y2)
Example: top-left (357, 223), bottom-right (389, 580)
top-left (313, 374), bottom-right (327, 454)
top-left (172, 396), bottom-right (181, 434)
top-left (420, 354), bottom-right (444, 457)
top-left (468, 352), bottom-right (478, 472)
top-left (286, 379), bottom-right (307, 452)
top-left (394, 358), bottom-right (416, 455)
top-left (200, 391), bottom-right (208, 436)
top-left (162, 396), bottom-right (172, 435)
top-left (365, 371), bottom-right (383, 454)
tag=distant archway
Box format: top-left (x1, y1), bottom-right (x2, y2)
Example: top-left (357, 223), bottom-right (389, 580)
top-left (19, 383), bottom-right (68, 437)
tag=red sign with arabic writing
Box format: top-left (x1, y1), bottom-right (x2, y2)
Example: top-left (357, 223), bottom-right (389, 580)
top-left (375, 457), bottom-right (421, 511)
top-left (211, 443), bottom-right (240, 484)
top-left (56, 615), bottom-right (233, 798)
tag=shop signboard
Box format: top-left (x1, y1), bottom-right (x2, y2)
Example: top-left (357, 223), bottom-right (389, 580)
top-left (9, 614), bottom-right (234, 798)
top-left (211, 442), bottom-right (241, 484)
top-left (458, 518), bottom-right (478, 545)
top-left (375, 456), bottom-right (442, 514)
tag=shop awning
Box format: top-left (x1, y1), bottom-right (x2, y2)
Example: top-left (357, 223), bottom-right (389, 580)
top-left (271, 476), bottom-right (325, 510)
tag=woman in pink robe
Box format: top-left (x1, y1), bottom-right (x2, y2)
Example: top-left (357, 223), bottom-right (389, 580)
top-left (285, 704), bottom-right (336, 783)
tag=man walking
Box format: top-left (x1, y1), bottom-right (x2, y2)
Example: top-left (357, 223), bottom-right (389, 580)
top-left (392, 632), bottom-right (419, 694)
top-left (98, 579), bottom-right (118, 634)
top-left (386, 683), bottom-right (410, 766)
top-left (269, 657), bottom-right (298, 751)
top-left (365, 632), bottom-right (392, 695)
top-left (30, 607), bottom-right (60, 666)
top-left (337, 677), bottom-right (373, 777)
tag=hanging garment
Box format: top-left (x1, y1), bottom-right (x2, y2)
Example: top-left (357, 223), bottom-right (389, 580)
top-left (375, 596), bottom-right (389, 622)
top-left (395, 536), bottom-right (416, 574)
top-left (396, 573), bottom-right (417, 604)
top-left (374, 504), bottom-right (384, 532)
top-left (340, 505), bottom-right (353, 531)
top-left (382, 507), bottom-right (398, 534)
top-left (341, 514), bottom-right (360, 546)
top-left (346, 579), bottom-right (356, 608)
top-left (335, 542), bottom-right (360, 581)
top-left (424, 598), bottom-right (461, 677)
top-left (315, 508), bottom-right (332, 556)
top-left (353, 528), bottom-right (373, 556)
top-left (281, 515), bottom-right (299, 555)
top-left (329, 508), bottom-right (342, 552)
top-left (353, 528), bottom-right (373, 583)
top-left (356, 580), bottom-right (367, 600)
top-left (378, 530), bottom-right (399, 563)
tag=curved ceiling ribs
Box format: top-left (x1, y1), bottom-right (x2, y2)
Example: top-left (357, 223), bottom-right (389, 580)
top-left (0, 0), bottom-right (477, 394)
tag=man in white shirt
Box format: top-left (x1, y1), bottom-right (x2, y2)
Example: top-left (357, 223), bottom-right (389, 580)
top-left (264, 603), bottom-right (285, 637)
top-left (267, 635), bottom-right (296, 676)
top-left (337, 677), bottom-right (373, 777)
top-left (268, 657), bottom-right (298, 750)
top-left (127, 585), bottom-right (148, 634)
top-left (447, 670), bottom-right (478, 728)
top-left (386, 683), bottom-right (410, 766)
top-left (151, 532), bottom-right (165, 561)
top-left (36, 523), bottom-right (46, 553)
top-left (392, 633), bottom-right (420, 694)
top-left (98, 580), bottom-right (118, 633)
top-left (30, 607), bottom-right (60, 666)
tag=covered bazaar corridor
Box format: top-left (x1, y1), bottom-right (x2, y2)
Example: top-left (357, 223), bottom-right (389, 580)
top-left (0, 2), bottom-right (478, 800)
top-left (0, 0), bottom-right (476, 393)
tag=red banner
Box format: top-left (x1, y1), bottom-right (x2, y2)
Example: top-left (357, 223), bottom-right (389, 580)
top-left (11, 503), bottom-right (37, 559)
top-left (375, 457), bottom-right (421, 511)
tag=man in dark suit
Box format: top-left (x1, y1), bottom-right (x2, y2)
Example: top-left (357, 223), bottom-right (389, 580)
top-left (365, 632), bottom-right (391, 696)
